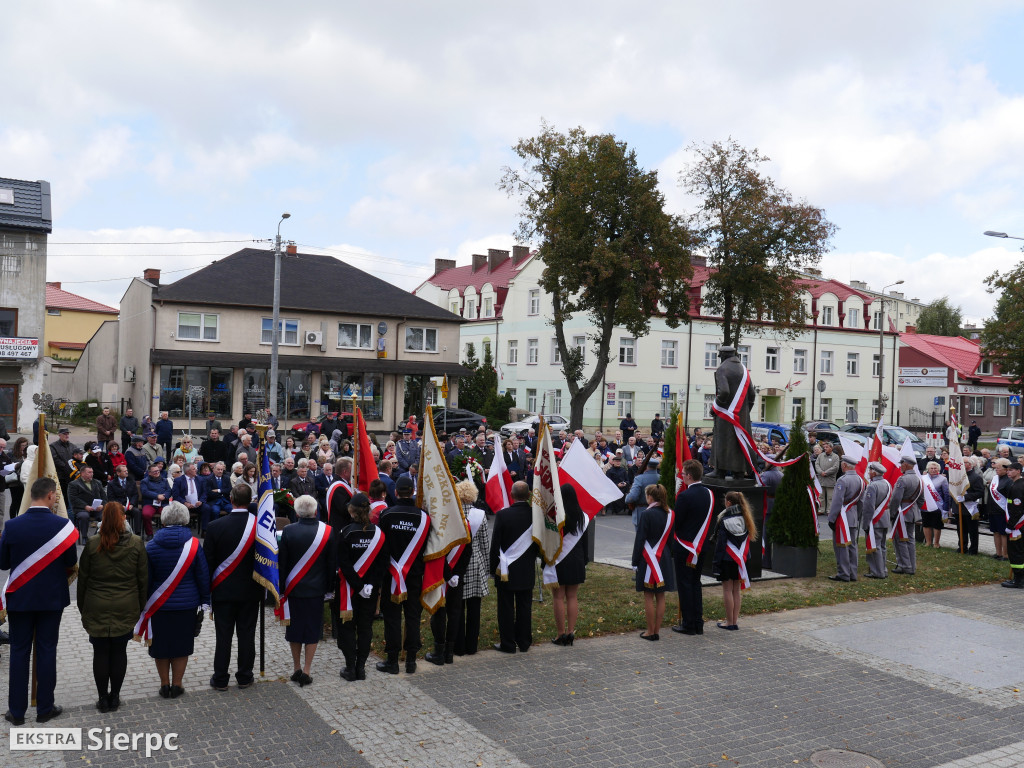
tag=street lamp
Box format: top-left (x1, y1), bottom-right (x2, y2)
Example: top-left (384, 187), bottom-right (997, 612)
top-left (269, 213), bottom-right (291, 424)
top-left (983, 231), bottom-right (1024, 241)
top-left (878, 279), bottom-right (904, 421)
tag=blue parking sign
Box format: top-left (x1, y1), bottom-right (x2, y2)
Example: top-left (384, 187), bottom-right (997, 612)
top-left (661, 384), bottom-right (670, 399)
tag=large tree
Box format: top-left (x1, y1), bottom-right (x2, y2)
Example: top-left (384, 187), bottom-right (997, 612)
top-left (680, 138), bottom-right (836, 347)
top-left (915, 296), bottom-right (964, 336)
top-left (982, 259), bottom-right (1024, 394)
top-left (500, 124), bottom-right (694, 430)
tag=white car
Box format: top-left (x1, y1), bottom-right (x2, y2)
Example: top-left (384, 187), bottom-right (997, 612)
top-left (499, 414), bottom-right (569, 438)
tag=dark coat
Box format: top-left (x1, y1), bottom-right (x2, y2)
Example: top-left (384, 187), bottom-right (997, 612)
top-left (154, 418), bottom-right (174, 443)
top-left (140, 474), bottom-right (170, 506)
top-left (124, 447), bottom-right (149, 481)
top-left (200, 438), bottom-right (231, 465)
top-left (0, 506), bottom-right (79, 611)
top-left (68, 477), bottom-right (106, 515)
top-left (336, 522), bottom-right (387, 595)
top-left (279, 518), bottom-right (335, 599)
top-left (106, 475), bottom-right (140, 510)
top-left (489, 500), bottom-right (537, 591)
top-left (146, 525), bottom-right (210, 609)
top-left (171, 474), bottom-right (207, 506)
top-left (378, 499), bottom-right (430, 579)
top-left (77, 530), bottom-right (147, 636)
top-left (672, 482), bottom-right (716, 559)
top-left (204, 509), bottom-right (262, 602)
top-left (326, 480), bottom-right (355, 535)
top-left (710, 355), bottom-right (755, 473)
top-left (205, 473), bottom-right (233, 511)
top-left (288, 473), bottom-right (317, 501)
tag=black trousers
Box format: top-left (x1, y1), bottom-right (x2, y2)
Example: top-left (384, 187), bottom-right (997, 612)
top-left (211, 599), bottom-right (260, 687)
top-left (429, 583), bottom-right (464, 646)
top-left (337, 594), bottom-right (375, 668)
top-left (8, 610), bottom-right (62, 719)
top-left (381, 572), bottom-right (423, 661)
top-left (91, 633), bottom-right (131, 699)
top-left (956, 503), bottom-right (979, 554)
top-left (1008, 534), bottom-right (1024, 569)
top-left (495, 584), bottom-right (532, 651)
top-left (675, 548), bottom-right (706, 631)
top-left (453, 596), bottom-right (482, 655)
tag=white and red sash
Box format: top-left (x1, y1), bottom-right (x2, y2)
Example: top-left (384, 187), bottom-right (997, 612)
top-left (921, 474), bottom-right (942, 514)
top-left (497, 526), bottom-right (533, 581)
top-left (275, 521), bottom-right (331, 624)
top-left (338, 526), bottom-right (384, 619)
top-left (388, 511), bottom-right (430, 602)
top-left (541, 518), bottom-right (590, 586)
top-left (0, 519), bottom-right (78, 616)
top-left (726, 535), bottom-right (751, 590)
top-left (865, 480), bottom-right (892, 553)
top-left (326, 479), bottom-right (355, 511)
top-left (891, 484), bottom-right (919, 542)
top-left (369, 500), bottom-right (388, 522)
top-left (834, 477), bottom-right (865, 548)
top-left (211, 513), bottom-right (257, 590)
top-left (642, 505), bottom-right (674, 588)
top-left (807, 460), bottom-right (822, 528)
top-left (133, 537), bottom-right (199, 644)
top-left (674, 486), bottom-right (714, 567)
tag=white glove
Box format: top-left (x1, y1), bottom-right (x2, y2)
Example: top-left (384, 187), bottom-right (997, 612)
top-left (324, 592), bottom-right (335, 601)
top-left (447, 575), bottom-right (459, 588)
top-left (631, 565), bottom-right (638, 572)
top-left (956, 495), bottom-right (965, 503)
top-left (359, 584), bottom-right (373, 599)
top-left (201, 604), bottom-right (212, 615)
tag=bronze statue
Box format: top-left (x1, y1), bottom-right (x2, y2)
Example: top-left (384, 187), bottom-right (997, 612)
top-left (709, 346), bottom-right (755, 479)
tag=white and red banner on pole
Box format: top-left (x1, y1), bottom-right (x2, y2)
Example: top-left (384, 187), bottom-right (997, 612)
top-left (485, 433), bottom-right (513, 513)
top-left (557, 439), bottom-right (623, 520)
top-left (531, 416), bottom-right (565, 566)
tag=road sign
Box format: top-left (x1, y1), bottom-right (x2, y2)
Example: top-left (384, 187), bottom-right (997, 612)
top-left (441, 375), bottom-right (449, 399)
top-left (1011, 395), bottom-right (1021, 407)
top-left (661, 384), bottom-right (670, 399)
top-left (817, 381), bottom-right (826, 393)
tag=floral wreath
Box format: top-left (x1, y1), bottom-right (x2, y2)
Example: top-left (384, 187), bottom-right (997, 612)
top-left (449, 448), bottom-right (486, 483)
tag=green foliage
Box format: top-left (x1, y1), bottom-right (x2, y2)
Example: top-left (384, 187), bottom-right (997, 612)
top-left (916, 296), bottom-right (964, 336)
top-left (659, 404), bottom-right (681, 494)
top-left (680, 138), bottom-right (836, 346)
top-left (458, 343), bottom-right (517, 426)
top-left (767, 410), bottom-right (819, 548)
top-left (501, 123), bottom-right (694, 430)
top-left (982, 261), bottom-right (1024, 394)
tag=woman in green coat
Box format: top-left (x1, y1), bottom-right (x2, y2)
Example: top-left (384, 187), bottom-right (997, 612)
top-left (77, 502), bottom-right (148, 713)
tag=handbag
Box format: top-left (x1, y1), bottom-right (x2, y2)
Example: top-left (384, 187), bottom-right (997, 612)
top-left (194, 608), bottom-right (205, 637)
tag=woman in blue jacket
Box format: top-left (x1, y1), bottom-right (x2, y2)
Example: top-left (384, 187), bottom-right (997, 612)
top-left (140, 463), bottom-right (170, 539)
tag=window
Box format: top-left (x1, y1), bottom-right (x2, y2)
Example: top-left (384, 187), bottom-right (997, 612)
top-left (821, 306), bottom-right (833, 326)
top-left (261, 317), bottom-right (298, 345)
top-left (527, 389), bottom-right (537, 412)
top-left (704, 343), bottom-right (719, 368)
top-left (179, 312), bottom-right (219, 342)
top-left (793, 349), bottom-right (807, 374)
top-left (47, 308), bottom-right (61, 316)
top-left (321, 371), bottom-right (383, 421)
top-left (506, 388), bottom-right (516, 403)
top-left (995, 397), bottom-right (1008, 417)
top-left (661, 340), bottom-right (677, 367)
top-left (573, 335), bottom-right (586, 362)
top-left (846, 353), bottom-right (859, 376)
top-left (738, 345), bottom-right (750, 367)
top-left (507, 340), bottom-right (518, 365)
top-left (483, 297), bottom-right (493, 318)
top-left (338, 323), bottom-right (372, 349)
top-left (791, 397), bottom-right (805, 421)
top-left (872, 311), bottom-right (882, 331)
top-left (405, 327), bottom-right (438, 352)
top-left (819, 397), bottom-right (831, 421)
top-left (527, 339), bottom-right (538, 365)
top-left (617, 391), bottom-right (634, 418)
top-left (968, 396), bottom-right (985, 416)
top-left (551, 339), bottom-right (561, 365)
top-left (979, 360), bottom-right (993, 375)
top-left (552, 389), bottom-right (562, 413)
top-left (847, 308), bottom-right (860, 328)
top-left (845, 399), bottom-right (858, 421)
top-left (0, 308), bottom-right (17, 336)
top-left (872, 400), bottom-right (880, 421)
top-left (765, 347), bottom-right (779, 372)
top-left (872, 354), bottom-right (881, 377)
top-left (466, 299), bottom-right (476, 319)
top-left (483, 340), bottom-right (491, 359)
top-left (820, 350), bottom-right (833, 375)
top-left (760, 398), bottom-right (767, 421)
top-left (450, 301), bottom-right (460, 315)
top-left (619, 338), bottom-right (636, 365)
top-left (703, 393), bottom-right (715, 419)
top-left (242, 368), bottom-right (311, 418)
top-left (528, 289), bottom-right (540, 315)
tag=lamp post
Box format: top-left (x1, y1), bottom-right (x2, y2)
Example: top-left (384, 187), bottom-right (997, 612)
top-left (983, 231), bottom-right (1024, 241)
top-left (269, 213), bottom-right (291, 421)
top-left (878, 279), bottom-right (904, 421)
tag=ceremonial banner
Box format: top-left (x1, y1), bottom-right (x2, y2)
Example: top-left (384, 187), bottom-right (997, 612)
top-left (20, 417), bottom-right (68, 518)
top-left (418, 405), bottom-right (470, 614)
top-left (485, 433), bottom-right (512, 512)
top-left (557, 439), bottom-right (623, 520)
top-left (531, 416), bottom-right (565, 565)
top-left (353, 407), bottom-right (377, 493)
top-left (945, 432), bottom-right (968, 505)
top-left (675, 413), bottom-right (691, 495)
top-left (254, 435), bottom-right (280, 606)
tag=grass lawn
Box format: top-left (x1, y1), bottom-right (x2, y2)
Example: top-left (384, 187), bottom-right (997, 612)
top-left (337, 541), bottom-right (1011, 659)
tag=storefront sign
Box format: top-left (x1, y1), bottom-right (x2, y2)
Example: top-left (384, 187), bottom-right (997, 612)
top-left (0, 337), bottom-right (39, 359)
top-left (955, 384), bottom-right (1008, 395)
top-left (899, 367), bottom-right (948, 378)
top-left (898, 376), bottom-right (947, 387)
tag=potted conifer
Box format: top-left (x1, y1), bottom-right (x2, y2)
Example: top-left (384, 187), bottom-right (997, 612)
top-left (766, 411), bottom-right (820, 577)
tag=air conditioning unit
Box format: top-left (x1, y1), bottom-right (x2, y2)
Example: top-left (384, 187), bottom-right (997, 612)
top-left (123, 365), bottom-right (135, 383)
top-left (305, 331), bottom-right (323, 346)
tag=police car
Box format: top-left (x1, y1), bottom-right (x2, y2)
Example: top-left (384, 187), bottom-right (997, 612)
top-left (996, 427), bottom-right (1024, 458)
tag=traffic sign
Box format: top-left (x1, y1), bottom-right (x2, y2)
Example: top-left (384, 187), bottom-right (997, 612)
top-left (661, 384), bottom-right (670, 399)
top-left (1010, 395), bottom-right (1021, 407)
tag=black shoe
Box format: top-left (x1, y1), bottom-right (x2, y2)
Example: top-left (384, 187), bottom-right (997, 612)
top-left (866, 573), bottom-right (885, 579)
top-left (695, 623), bottom-right (704, 635)
top-left (159, 684), bottom-right (171, 699)
top-left (680, 628), bottom-right (698, 635)
top-left (828, 575), bottom-right (850, 582)
top-left (670, 624), bottom-right (687, 634)
top-left (36, 705), bottom-right (63, 723)
top-left (96, 696), bottom-right (110, 713)
top-left (355, 666), bottom-right (366, 680)
top-left (640, 632), bottom-right (659, 641)
top-left (518, 644), bottom-right (530, 653)
top-left (444, 642), bottom-right (455, 664)
top-left (290, 670), bottom-right (303, 683)
top-left (550, 634), bottom-right (567, 646)
top-left (405, 661), bottom-right (417, 674)
top-left (169, 686), bottom-right (184, 699)
top-left (563, 632), bottom-right (573, 647)
top-left (4, 711), bottom-right (24, 726)
top-left (424, 650), bottom-right (445, 666)
top-left (0, 630), bottom-right (10, 645)
top-left (376, 660), bottom-right (399, 674)
top-left (298, 673), bottom-right (312, 687)
top-left (1001, 579), bottom-right (1024, 589)
top-left (493, 643), bottom-right (515, 654)
top-left (209, 677), bottom-right (228, 691)
top-left (108, 696), bottom-right (120, 712)
top-left (340, 667), bottom-right (358, 681)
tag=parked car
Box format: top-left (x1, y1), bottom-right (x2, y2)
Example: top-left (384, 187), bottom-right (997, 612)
top-left (291, 412), bottom-right (353, 441)
top-left (500, 413), bottom-right (569, 439)
top-left (751, 422), bottom-right (792, 446)
top-left (841, 423), bottom-right (926, 459)
top-left (996, 427), bottom-right (1024, 458)
top-left (398, 407), bottom-right (488, 435)
top-left (801, 420), bottom-right (843, 444)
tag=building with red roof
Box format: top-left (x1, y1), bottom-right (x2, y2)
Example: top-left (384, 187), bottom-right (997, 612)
top-left (44, 281), bottom-right (118, 361)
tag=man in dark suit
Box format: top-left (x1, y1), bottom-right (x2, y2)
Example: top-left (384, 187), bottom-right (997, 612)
top-left (288, 460), bottom-right (317, 504)
top-left (204, 484), bottom-right (262, 691)
top-left (200, 462), bottom-right (232, 534)
top-left (106, 464), bottom-right (141, 535)
top-left (489, 481), bottom-right (538, 653)
top-left (68, 465), bottom-right (106, 542)
top-left (170, 462), bottom-right (207, 530)
top-left (200, 429), bottom-right (231, 466)
top-left (0, 477), bottom-right (79, 724)
top-left (376, 460), bottom-right (397, 505)
top-left (671, 460), bottom-right (715, 635)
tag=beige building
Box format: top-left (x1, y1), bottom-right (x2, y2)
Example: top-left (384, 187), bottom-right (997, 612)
top-left (44, 282), bottom-right (118, 360)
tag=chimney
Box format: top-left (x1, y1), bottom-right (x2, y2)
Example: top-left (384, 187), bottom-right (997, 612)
top-left (433, 258), bottom-right (456, 275)
top-left (690, 255), bottom-right (707, 268)
top-left (905, 325), bottom-right (916, 334)
top-left (47, 281), bottom-right (61, 291)
top-left (143, 268), bottom-right (161, 286)
top-left (487, 248), bottom-right (510, 273)
top-left (849, 280), bottom-right (867, 290)
top-left (471, 254), bottom-right (487, 273)
top-left (286, 244), bottom-right (297, 255)
top-left (512, 245), bottom-right (531, 264)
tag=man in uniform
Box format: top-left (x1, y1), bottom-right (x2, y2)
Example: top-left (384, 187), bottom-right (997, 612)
top-left (671, 460), bottom-right (715, 635)
top-left (815, 441), bottom-right (841, 515)
top-left (890, 457), bottom-right (922, 575)
top-left (862, 462), bottom-right (892, 579)
top-left (394, 428), bottom-right (420, 476)
top-left (828, 455), bottom-right (864, 582)
top-left (376, 476), bottom-right (430, 674)
top-left (1001, 462), bottom-right (1024, 588)
top-left (50, 427), bottom-right (77, 503)
top-left (489, 481), bottom-right (537, 653)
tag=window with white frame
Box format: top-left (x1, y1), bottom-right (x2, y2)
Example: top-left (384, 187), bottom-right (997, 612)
top-left (737, 345), bottom-right (750, 367)
top-left (872, 399), bottom-right (880, 421)
top-left (979, 359), bottom-right (993, 375)
top-left (821, 306), bottom-right (834, 326)
top-left (551, 339), bottom-right (561, 364)
top-left (466, 299), bottom-right (476, 319)
top-left (872, 354), bottom-right (881, 377)
top-left (178, 312), bottom-right (219, 341)
top-left (995, 397), bottom-right (1008, 417)
top-left (527, 389), bottom-right (537, 412)
top-left (793, 349), bottom-right (807, 374)
top-left (765, 347), bottom-right (779, 372)
top-left (661, 340), bottom-right (677, 367)
top-left (820, 350), bottom-right (833, 375)
top-left (760, 398), bottom-right (767, 420)
top-left (507, 340), bottom-right (518, 365)
top-left (573, 335), bottom-right (586, 362)
top-left (845, 399), bottom-right (857, 421)
top-left (703, 393), bottom-right (715, 419)
top-left (846, 353), bottom-right (859, 376)
top-left (338, 322), bottom-right (372, 349)
top-left (527, 338), bottom-right (538, 364)
top-left (791, 397), bottom-right (805, 421)
top-left (704, 342), bottom-right (719, 368)
top-left (483, 297), bottom-right (493, 318)
top-left (528, 289), bottom-right (540, 315)
top-left (872, 311), bottom-right (882, 330)
top-left (968, 396), bottom-right (985, 416)
top-left (617, 391), bottom-right (634, 418)
top-left (506, 387), bottom-right (517, 403)
top-left (261, 317), bottom-right (298, 345)
top-left (819, 397), bottom-right (831, 420)
top-left (450, 301), bottom-right (460, 315)
top-left (552, 389), bottom-right (562, 413)
top-left (483, 340), bottom-right (491, 359)
top-left (619, 337), bottom-right (636, 365)
top-left (405, 327), bottom-right (438, 352)
top-left (847, 308), bottom-right (860, 328)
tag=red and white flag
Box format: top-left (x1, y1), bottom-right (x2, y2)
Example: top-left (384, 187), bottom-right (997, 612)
top-left (532, 416), bottom-right (566, 565)
top-left (675, 414), bottom-right (691, 496)
top-left (485, 433), bottom-right (513, 512)
top-left (557, 439), bottom-right (624, 520)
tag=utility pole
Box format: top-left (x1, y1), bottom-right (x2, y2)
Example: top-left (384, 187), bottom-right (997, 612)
top-left (269, 213), bottom-right (291, 420)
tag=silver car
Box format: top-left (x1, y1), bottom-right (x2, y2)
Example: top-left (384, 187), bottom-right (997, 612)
top-left (499, 414), bottom-right (569, 438)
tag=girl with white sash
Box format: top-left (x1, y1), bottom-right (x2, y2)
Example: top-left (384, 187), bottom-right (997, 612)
top-left (631, 484), bottom-right (675, 641)
top-left (712, 492), bottom-right (757, 631)
top-left (986, 458), bottom-right (1012, 562)
top-left (548, 484), bottom-right (589, 647)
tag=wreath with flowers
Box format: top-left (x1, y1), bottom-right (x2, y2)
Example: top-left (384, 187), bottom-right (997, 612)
top-left (273, 489), bottom-right (295, 511)
top-left (448, 448), bottom-right (486, 484)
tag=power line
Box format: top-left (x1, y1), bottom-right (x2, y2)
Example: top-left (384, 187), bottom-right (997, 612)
top-left (49, 238), bottom-right (270, 246)
top-left (53, 265), bottom-right (207, 284)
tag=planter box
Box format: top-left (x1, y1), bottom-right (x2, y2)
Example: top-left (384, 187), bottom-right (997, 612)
top-left (771, 544), bottom-right (818, 578)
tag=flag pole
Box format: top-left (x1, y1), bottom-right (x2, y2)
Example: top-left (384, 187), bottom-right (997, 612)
top-left (254, 421), bottom-right (269, 677)
top-left (351, 396), bottom-right (359, 492)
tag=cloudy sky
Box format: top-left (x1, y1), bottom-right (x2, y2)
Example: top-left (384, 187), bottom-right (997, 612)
top-left (4, 1), bottom-right (1023, 322)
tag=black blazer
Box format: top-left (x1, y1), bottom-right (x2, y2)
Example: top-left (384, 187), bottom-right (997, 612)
top-left (204, 509), bottom-right (263, 602)
top-left (672, 482), bottom-right (716, 558)
top-left (106, 475), bottom-right (140, 509)
top-left (489, 501), bottom-right (537, 591)
top-left (278, 518), bottom-right (335, 598)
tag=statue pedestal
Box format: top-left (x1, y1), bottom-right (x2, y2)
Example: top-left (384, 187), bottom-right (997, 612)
top-left (700, 476), bottom-right (766, 580)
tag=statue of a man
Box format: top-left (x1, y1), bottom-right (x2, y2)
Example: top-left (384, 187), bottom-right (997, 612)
top-left (709, 345), bottom-right (756, 478)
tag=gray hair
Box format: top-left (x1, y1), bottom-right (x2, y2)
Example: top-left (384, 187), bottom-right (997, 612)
top-left (161, 501), bottom-right (191, 527)
top-left (297, 457), bottom-right (309, 468)
top-left (215, 461), bottom-right (226, 470)
top-left (169, 464), bottom-right (182, 477)
top-left (231, 461), bottom-right (243, 473)
top-left (294, 494), bottom-right (318, 519)
top-left (926, 461), bottom-right (940, 472)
